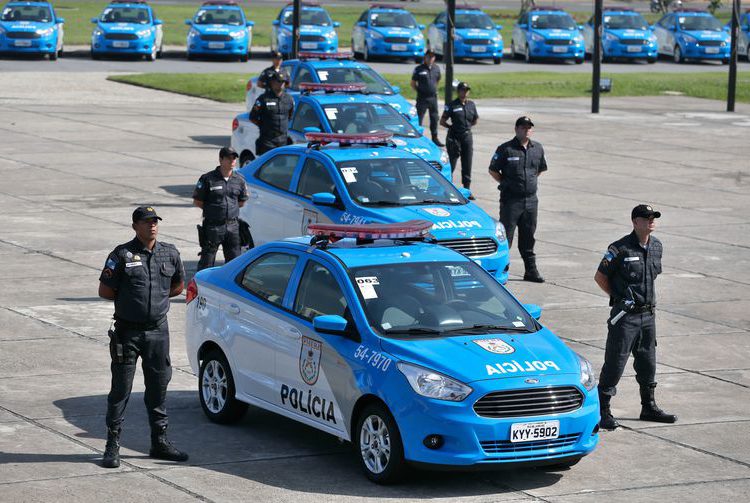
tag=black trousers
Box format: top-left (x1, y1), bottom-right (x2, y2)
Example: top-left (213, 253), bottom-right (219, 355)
top-left (106, 321), bottom-right (172, 433)
top-left (500, 196), bottom-right (538, 261)
top-left (256, 136), bottom-right (286, 156)
top-left (446, 132), bottom-right (473, 189)
top-left (197, 220), bottom-right (241, 271)
top-left (598, 310), bottom-right (657, 397)
top-left (416, 95), bottom-right (439, 141)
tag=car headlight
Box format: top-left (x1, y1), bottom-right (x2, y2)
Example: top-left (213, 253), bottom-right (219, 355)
top-left (408, 105), bottom-right (417, 117)
top-left (325, 30), bottom-right (336, 39)
top-left (229, 30), bottom-right (245, 38)
top-left (410, 33), bottom-right (423, 43)
top-left (93, 28), bottom-right (103, 37)
top-left (136, 28), bottom-right (152, 38)
top-left (397, 362), bottom-right (472, 401)
top-left (36, 27), bottom-right (55, 36)
top-left (573, 34), bottom-right (584, 43)
top-left (440, 149), bottom-right (449, 165)
top-left (531, 32), bottom-right (545, 42)
top-left (454, 33), bottom-right (463, 42)
top-left (720, 41), bottom-right (727, 47)
top-left (682, 34), bottom-right (697, 44)
top-left (0, 25), bottom-right (6, 35)
top-left (492, 34), bottom-right (502, 42)
top-left (494, 220), bottom-right (507, 242)
top-left (576, 353), bottom-right (596, 391)
top-left (648, 35), bottom-right (657, 43)
top-left (604, 32), bottom-right (618, 42)
top-left (282, 28), bottom-right (292, 36)
top-left (369, 30), bottom-right (383, 40)
top-left (188, 28), bottom-right (199, 38)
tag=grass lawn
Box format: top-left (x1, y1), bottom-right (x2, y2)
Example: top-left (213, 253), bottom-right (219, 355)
top-left (108, 71), bottom-right (750, 104)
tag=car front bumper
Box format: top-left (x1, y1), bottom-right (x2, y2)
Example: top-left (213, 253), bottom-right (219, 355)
top-left (530, 41), bottom-right (584, 59)
top-left (188, 39), bottom-right (248, 55)
top-left (368, 38), bottom-right (425, 57)
top-left (0, 35), bottom-right (57, 54)
top-left (680, 41), bottom-right (729, 60)
top-left (92, 37), bottom-right (156, 55)
top-left (279, 36), bottom-right (337, 54)
top-left (604, 40), bottom-right (658, 59)
top-left (454, 41), bottom-right (503, 59)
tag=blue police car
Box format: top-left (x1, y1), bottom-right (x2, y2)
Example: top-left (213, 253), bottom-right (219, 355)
top-left (427, 7), bottom-right (503, 64)
top-left (511, 7), bottom-right (584, 64)
top-left (653, 8), bottom-right (730, 64)
top-left (185, 220), bottom-right (599, 483)
top-left (90, 0), bottom-right (163, 61)
top-left (583, 8), bottom-right (657, 63)
top-left (0, 1), bottom-right (64, 60)
top-left (351, 4), bottom-right (425, 62)
top-left (271, 2), bottom-right (339, 58)
top-left (185, 0), bottom-right (254, 62)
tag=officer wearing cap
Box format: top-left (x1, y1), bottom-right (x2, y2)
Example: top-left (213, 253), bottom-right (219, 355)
top-left (257, 51), bottom-right (288, 89)
top-left (410, 50), bottom-right (443, 147)
top-left (440, 81), bottom-right (478, 193)
top-left (594, 205), bottom-right (677, 430)
top-left (193, 146), bottom-right (249, 271)
top-left (488, 116), bottom-right (547, 282)
top-left (250, 70), bottom-right (295, 156)
top-left (98, 206), bottom-right (188, 468)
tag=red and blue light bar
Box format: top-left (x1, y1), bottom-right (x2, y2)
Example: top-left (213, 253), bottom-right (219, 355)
top-left (298, 51), bottom-right (354, 60)
top-left (304, 131), bottom-right (393, 145)
top-left (307, 220), bottom-right (434, 242)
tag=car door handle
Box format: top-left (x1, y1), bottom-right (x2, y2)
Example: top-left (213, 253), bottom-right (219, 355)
top-left (227, 303), bottom-right (240, 315)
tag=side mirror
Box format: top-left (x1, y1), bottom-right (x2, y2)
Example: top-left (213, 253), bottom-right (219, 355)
top-left (458, 187), bottom-right (472, 200)
top-left (357, 21), bottom-right (366, 27)
top-left (723, 25), bottom-right (730, 32)
top-left (185, 19), bottom-right (192, 25)
top-left (303, 126), bottom-right (321, 133)
top-left (313, 314), bottom-right (348, 335)
top-left (91, 17), bottom-right (98, 23)
top-left (247, 20), bottom-right (255, 27)
top-left (391, 85), bottom-right (400, 93)
top-left (153, 19), bottom-right (163, 26)
top-left (578, 24), bottom-right (584, 30)
top-left (519, 23), bottom-right (528, 29)
top-left (496, 24), bottom-right (503, 30)
top-left (273, 19), bottom-right (280, 26)
top-left (418, 24), bottom-right (425, 30)
top-left (57, 17), bottom-right (65, 24)
top-left (436, 22), bottom-right (445, 29)
top-left (524, 303), bottom-right (542, 320)
top-left (311, 192), bottom-right (337, 206)
top-left (333, 21), bottom-right (340, 28)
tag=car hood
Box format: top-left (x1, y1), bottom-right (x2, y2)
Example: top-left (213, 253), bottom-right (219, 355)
top-left (379, 328), bottom-right (581, 384)
top-left (391, 136), bottom-right (442, 162)
top-left (533, 28), bottom-right (577, 40)
top-left (371, 26), bottom-right (419, 37)
top-left (300, 24), bottom-right (332, 34)
top-left (382, 94), bottom-right (413, 115)
top-left (2, 20), bottom-right (52, 31)
top-left (194, 24), bottom-right (242, 34)
top-left (99, 22), bottom-right (144, 33)
top-left (606, 28), bottom-right (651, 39)
top-left (456, 28), bottom-right (497, 38)
top-left (683, 29), bottom-right (728, 41)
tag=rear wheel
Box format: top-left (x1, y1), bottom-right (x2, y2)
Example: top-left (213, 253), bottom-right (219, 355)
top-left (363, 41), bottom-right (371, 61)
top-left (199, 350), bottom-right (247, 424)
top-left (355, 402), bottom-right (407, 484)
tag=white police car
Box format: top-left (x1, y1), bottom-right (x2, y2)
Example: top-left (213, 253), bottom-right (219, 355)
top-left (0, 1), bottom-right (64, 60)
top-left (185, 220), bottom-right (600, 483)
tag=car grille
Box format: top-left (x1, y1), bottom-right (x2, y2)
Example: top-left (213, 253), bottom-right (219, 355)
top-left (105, 33), bottom-right (138, 40)
top-left (384, 36), bottom-right (410, 44)
top-left (480, 433), bottom-right (580, 454)
top-left (437, 238), bottom-right (498, 258)
top-left (620, 38), bottom-right (646, 45)
top-left (546, 38), bottom-right (573, 46)
top-left (7, 31), bottom-right (41, 39)
top-left (201, 34), bottom-right (232, 42)
top-left (300, 34), bottom-right (325, 42)
top-left (464, 38), bottom-right (492, 45)
top-left (473, 386), bottom-right (584, 418)
top-left (697, 40), bottom-right (722, 47)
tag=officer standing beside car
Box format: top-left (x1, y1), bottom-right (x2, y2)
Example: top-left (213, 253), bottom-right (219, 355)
top-left (257, 51), bottom-right (288, 89)
top-left (488, 116), bottom-right (546, 283)
top-left (193, 146), bottom-right (249, 271)
top-left (98, 206), bottom-right (188, 469)
top-left (410, 50), bottom-right (443, 147)
top-left (440, 81), bottom-right (478, 194)
top-left (594, 204), bottom-right (677, 430)
top-left (250, 71), bottom-right (295, 156)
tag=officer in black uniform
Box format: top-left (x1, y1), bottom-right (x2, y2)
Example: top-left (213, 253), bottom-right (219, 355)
top-left (98, 206), bottom-right (188, 468)
top-left (193, 146), bottom-right (249, 271)
top-left (594, 205), bottom-right (677, 430)
top-left (440, 81), bottom-right (478, 193)
top-left (250, 70), bottom-right (295, 156)
top-left (488, 116), bottom-right (546, 283)
top-left (257, 51), bottom-right (288, 89)
top-left (410, 50), bottom-right (443, 146)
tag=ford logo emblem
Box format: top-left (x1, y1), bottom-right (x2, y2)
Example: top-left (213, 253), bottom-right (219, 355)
top-left (525, 378), bottom-right (539, 384)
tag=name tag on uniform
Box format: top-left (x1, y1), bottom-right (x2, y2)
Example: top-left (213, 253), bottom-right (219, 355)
top-left (210, 185), bottom-right (223, 191)
top-left (125, 261), bottom-right (143, 268)
top-left (453, 107), bottom-right (463, 111)
top-left (419, 71), bottom-right (428, 75)
top-left (624, 256), bottom-right (640, 262)
top-left (267, 102), bottom-right (277, 106)
top-left (507, 156), bottom-right (520, 161)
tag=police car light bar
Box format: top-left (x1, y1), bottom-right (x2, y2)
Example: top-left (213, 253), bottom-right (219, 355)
top-left (304, 131), bottom-right (393, 145)
top-left (672, 8), bottom-right (707, 13)
top-left (201, 0), bottom-right (238, 6)
top-left (308, 220), bottom-right (434, 242)
top-left (529, 6), bottom-right (564, 11)
top-left (299, 82), bottom-right (367, 94)
top-left (111, 0), bottom-right (147, 4)
top-left (370, 4), bottom-right (405, 10)
top-left (298, 51), bottom-right (354, 60)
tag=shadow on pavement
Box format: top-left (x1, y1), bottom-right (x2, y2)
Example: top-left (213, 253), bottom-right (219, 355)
top-left (188, 135), bottom-right (231, 147)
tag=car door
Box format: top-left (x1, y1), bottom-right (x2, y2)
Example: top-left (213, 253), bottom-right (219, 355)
top-left (290, 155), bottom-right (340, 233)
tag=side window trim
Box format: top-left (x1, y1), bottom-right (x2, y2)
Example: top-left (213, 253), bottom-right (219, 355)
top-left (288, 256), bottom-right (351, 323)
top-left (235, 250), bottom-right (301, 310)
top-left (254, 153), bottom-right (301, 193)
top-left (294, 154), bottom-right (337, 198)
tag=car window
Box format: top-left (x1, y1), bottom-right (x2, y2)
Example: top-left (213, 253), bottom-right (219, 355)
top-left (294, 261), bottom-right (348, 320)
top-left (530, 13), bottom-right (577, 30)
top-left (296, 158), bottom-right (336, 198)
top-left (291, 103), bottom-right (323, 132)
top-left (658, 15), bottom-right (673, 28)
top-left (315, 67), bottom-right (392, 94)
top-left (370, 11), bottom-right (416, 28)
top-left (604, 14), bottom-right (649, 30)
top-left (256, 154), bottom-right (299, 191)
top-left (239, 253), bottom-right (298, 307)
top-left (678, 15), bottom-right (723, 31)
top-left (1, 5), bottom-right (52, 22)
top-left (455, 13), bottom-right (494, 30)
top-left (282, 7), bottom-right (331, 26)
top-left (324, 103), bottom-right (417, 137)
top-left (435, 12), bottom-right (446, 25)
top-left (194, 8), bottom-right (243, 26)
top-left (100, 6), bottom-right (151, 24)
top-left (291, 67), bottom-right (314, 90)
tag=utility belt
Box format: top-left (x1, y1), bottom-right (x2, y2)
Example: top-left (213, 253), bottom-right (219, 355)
top-left (416, 93), bottom-right (437, 100)
top-left (204, 217), bottom-right (238, 226)
top-left (612, 301), bottom-right (654, 314)
top-left (447, 129), bottom-right (472, 138)
top-left (114, 316), bottom-right (167, 332)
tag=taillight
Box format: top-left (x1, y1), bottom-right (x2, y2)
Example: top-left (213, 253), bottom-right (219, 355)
top-left (232, 118), bottom-right (239, 131)
top-left (186, 279), bottom-right (198, 304)
top-left (245, 79), bottom-right (252, 92)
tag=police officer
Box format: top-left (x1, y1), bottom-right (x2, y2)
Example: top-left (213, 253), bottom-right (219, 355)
top-left (257, 51), bottom-right (288, 89)
top-left (250, 71), bottom-right (295, 156)
top-left (410, 50), bottom-right (443, 146)
top-left (98, 206), bottom-right (188, 468)
top-left (193, 146), bottom-right (249, 271)
top-left (440, 81), bottom-right (478, 193)
top-left (594, 205), bottom-right (677, 430)
top-left (488, 116), bottom-right (546, 283)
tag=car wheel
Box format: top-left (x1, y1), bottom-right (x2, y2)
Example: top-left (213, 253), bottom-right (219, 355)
top-left (187, 52), bottom-right (195, 61)
top-left (351, 39), bottom-right (360, 59)
top-left (49, 50), bottom-right (57, 61)
top-left (525, 44), bottom-right (534, 63)
top-left (539, 457), bottom-right (582, 471)
top-left (647, 57), bottom-right (656, 64)
top-left (157, 44), bottom-right (163, 58)
top-left (355, 402), bottom-right (406, 485)
top-left (240, 53), bottom-right (248, 62)
top-left (747, 46), bottom-right (750, 62)
top-left (673, 45), bottom-right (684, 63)
top-left (721, 58), bottom-right (729, 65)
top-left (199, 349), bottom-right (247, 424)
top-left (91, 49), bottom-right (100, 60)
top-left (239, 150), bottom-right (254, 167)
top-left (58, 45), bottom-right (63, 58)
top-left (493, 56), bottom-right (502, 64)
top-left (575, 57), bottom-right (584, 64)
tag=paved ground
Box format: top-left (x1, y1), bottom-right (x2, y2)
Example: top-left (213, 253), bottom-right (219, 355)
top-left (0, 72), bottom-right (749, 502)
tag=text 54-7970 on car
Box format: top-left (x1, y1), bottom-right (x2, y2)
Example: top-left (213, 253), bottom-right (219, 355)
top-left (185, 221), bottom-right (600, 483)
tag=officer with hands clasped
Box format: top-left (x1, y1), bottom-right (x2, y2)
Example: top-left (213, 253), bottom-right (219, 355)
top-left (488, 116), bottom-right (546, 283)
top-left (98, 206), bottom-right (188, 468)
top-left (410, 49), bottom-right (443, 146)
top-left (440, 81), bottom-right (478, 193)
top-left (594, 205), bottom-right (677, 430)
top-left (193, 146), bottom-right (249, 271)
top-left (250, 70), bottom-right (295, 156)
top-left (257, 50), bottom-right (288, 89)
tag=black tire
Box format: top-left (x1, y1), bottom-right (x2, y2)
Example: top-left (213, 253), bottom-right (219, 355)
top-left (363, 42), bottom-right (371, 61)
top-left (239, 53), bottom-right (248, 62)
top-left (355, 402), bottom-right (407, 485)
top-left (647, 57), bottom-right (656, 64)
top-left (539, 457), bottom-right (582, 471)
top-left (575, 57), bottom-right (584, 64)
top-left (57, 45), bottom-right (63, 58)
top-left (673, 45), bottom-right (684, 63)
top-left (721, 58), bottom-right (729, 65)
top-left (157, 44), bottom-right (163, 58)
top-left (49, 50), bottom-right (57, 61)
top-left (198, 349), bottom-right (247, 424)
top-left (239, 150), bottom-right (254, 167)
top-left (525, 44), bottom-right (534, 63)
top-left (187, 52), bottom-right (195, 61)
top-left (91, 49), bottom-right (101, 60)
top-left (493, 56), bottom-right (502, 64)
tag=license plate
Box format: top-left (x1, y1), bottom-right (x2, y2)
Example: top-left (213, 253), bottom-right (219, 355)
top-left (112, 41), bottom-right (129, 48)
top-left (705, 47), bottom-right (719, 54)
top-left (470, 45), bottom-right (486, 52)
top-left (208, 41), bottom-right (225, 49)
top-left (510, 420), bottom-right (559, 443)
top-left (552, 46), bottom-right (568, 53)
top-left (391, 44), bottom-right (407, 51)
top-left (301, 42), bottom-right (317, 49)
top-left (14, 39), bottom-right (33, 47)
top-left (627, 45), bottom-right (641, 52)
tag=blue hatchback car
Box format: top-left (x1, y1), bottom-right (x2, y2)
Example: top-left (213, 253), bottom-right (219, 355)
top-left (271, 2), bottom-right (339, 57)
top-left (351, 4), bottom-right (425, 62)
top-left (0, 1), bottom-right (64, 60)
top-left (511, 7), bottom-right (584, 63)
top-left (90, 0), bottom-right (163, 61)
top-left (583, 9), bottom-right (657, 63)
top-left (653, 9), bottom-right (730, 64)
top-left (427, 7), bottom-right (503, 64)
top-left (185, 0), bottom-right (254, 61)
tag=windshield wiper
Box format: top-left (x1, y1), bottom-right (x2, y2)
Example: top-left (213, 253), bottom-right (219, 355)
top-left (383, 327), bottom-right (443, 335)
top-left (444, 324), bottom-right (535, 334)
top-left (359, 200), bottom-right (404, 206)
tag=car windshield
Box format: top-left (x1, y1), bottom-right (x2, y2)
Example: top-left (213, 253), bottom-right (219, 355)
top-left (678, 15), bottom-right (723, 31)
top-left (323, 103), bottom-right (417, 137)
top-left (1, 5), bottom-right (52, 22)
top-left (351, 261), bottom-right (536, 337)
top-left (194, 8), bottom-right (243, 26)
top-left (604, 14), bottom-right (649, 30)
top-left (100, 7), bottom-right (150, 24)
top-left (456, 12), bottom-right (494, 30)
top-left (370, 11), bottom-right (416, 28)
top-left (282, 8), bottom-right (331, 26)
top-left (335, 157), bottom-right (464, 207)
top-left (315, 67), bottom-right (392, 95)
top-left (530, 13), bottom-right (577, 30)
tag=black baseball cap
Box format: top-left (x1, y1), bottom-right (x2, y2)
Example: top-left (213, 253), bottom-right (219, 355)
top-left (457, 81), bottom-right (471, 91)
top-left (515, 116), bottom-right (534, 127)
top-left (271, 50), bottom-right (283, 59)
top-left (631, 204), bottom-right (661, 219)
top-left (219, 146), bottom-right (238, 159)
top-left (132, 206), bottom-right (162, 223)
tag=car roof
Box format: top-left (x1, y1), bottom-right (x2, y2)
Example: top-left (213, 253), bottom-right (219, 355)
top-left (268, 142), bottom-right (422, 164)
top-left (603, 9), bottom-right (640, 14)
top-left (301, 93), bottom-right (389, 106)
top-left (529, 9), bottom-right (570, 15)
top-left (200, 4), bottom-right (243, 10)
top-left (7, 2), bottom-right (52, 6)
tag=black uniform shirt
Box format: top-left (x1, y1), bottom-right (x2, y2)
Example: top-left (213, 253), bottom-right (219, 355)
top-left (411, 63), bottom-right (441, 97)
top-left (192, 167), bottom-right (249, 223)
top-left (250, 89), bottom-right (295, 142)
top-left (489, 137), bottom-right (548, 199)
top-left (99, 238), bottom-right (184, 324)
top-left (597, 231), bottom-right (663, 307)
top-left (443, 98), bottom-right (478, 137)
top-left (258, 65), bottom-right (289, 88)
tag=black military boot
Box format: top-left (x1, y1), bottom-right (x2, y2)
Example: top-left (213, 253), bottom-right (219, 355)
top-left (150, 426), bottom-right (189, 462)
top-left (102, 427), bottom-right (121, 468)
top-left (523, 257), bottom-right (545, 283)
top-left (598, 391), bottom-right (620, 430)
top-left (639, 384), bottom-right (678, 423)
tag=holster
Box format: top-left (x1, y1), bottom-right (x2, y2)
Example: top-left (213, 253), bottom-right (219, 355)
top-left (108, 318), bottom-right (124, 364)
top-left (239, 219), bottom-right (254, 249)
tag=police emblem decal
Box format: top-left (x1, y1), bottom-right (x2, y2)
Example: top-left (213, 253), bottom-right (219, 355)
top-left (473, 338), bottom-right (515, 354)
top-left (422, 207), bottom-right (451, 217)
top-left (299, 336), bottom-right (323, 385)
